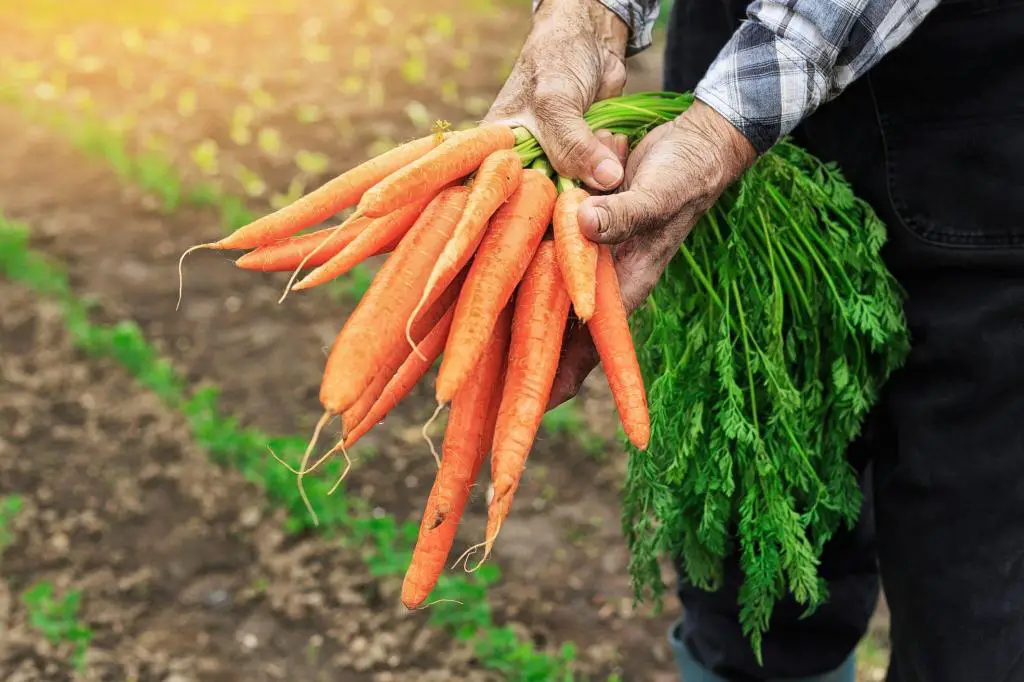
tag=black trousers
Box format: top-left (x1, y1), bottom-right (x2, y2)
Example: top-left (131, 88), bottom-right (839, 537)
top-left (663, 0), bottom-right (1024, 680)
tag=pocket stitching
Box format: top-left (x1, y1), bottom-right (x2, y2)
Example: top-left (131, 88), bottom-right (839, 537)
top-left (873, 84), bottom-right (1024, 250)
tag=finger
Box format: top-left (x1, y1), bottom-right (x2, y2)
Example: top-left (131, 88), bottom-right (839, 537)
top-left (532, 84), bottom-right (624, 191)
top-left (614, 133), bottom-right (629, 166)
top-left (577, 184), bottom-right (668, 244)
top-left (547, 323), bottom-right (599, 410)
top-left (595, 129), bottom-right (628, 171)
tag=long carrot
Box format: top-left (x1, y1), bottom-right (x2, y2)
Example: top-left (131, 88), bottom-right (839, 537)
top-left (217, 134), bottom-right (442, 250)
top-left (233, 220), bottom-right (369, 272)
top-left (407, 149), bottom-right (523, 354)
top-left (292, 193), bottom-right (433, 290)
top-left (319, 186), bottom-right (470, 415)
top-left (402, 305), bottom-right (512, 608)
top-left (359, 124), bottom-right (516, 218)
top-left (344, 304), bottom-right (457, 448)
top-left (433, 169), bottom-right (556, 404)
top-left (553, 181), bottom-right (598, 321)
top-left (588, 246), bottom-right (650, 450)
top-left (485, 243), bottom-right (570, 557)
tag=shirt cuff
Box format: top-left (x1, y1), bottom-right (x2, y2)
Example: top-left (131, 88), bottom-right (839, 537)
top-left (694, 21), bottom-right (829, 154)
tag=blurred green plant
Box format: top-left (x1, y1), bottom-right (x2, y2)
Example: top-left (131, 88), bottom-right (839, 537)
top-left (190, 138), bottom-right (220, 176)
top-left (21, 581), bottom-right (92, 671)
top-left (295, 149), bottom-right (329, 175)
top-left (0, 495), bottom-right (22, 556)
top-left (542, 400), bottom-right (606, 460)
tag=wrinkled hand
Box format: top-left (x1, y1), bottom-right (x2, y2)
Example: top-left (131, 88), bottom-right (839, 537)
top-left (485, 0), bottom-right (629, 190)
top-left (548, 100), bottom-right (758, 408)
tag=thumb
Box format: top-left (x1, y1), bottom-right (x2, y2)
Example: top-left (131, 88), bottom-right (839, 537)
top-left (577, 185), bottom-right (667, 244)
top-left (534, 92), bottom-right (624, 191)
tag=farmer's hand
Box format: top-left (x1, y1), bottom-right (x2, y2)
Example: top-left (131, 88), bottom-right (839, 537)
top-left (548, 100), bottom-right (757, 408)
top-left (485, 0), bottom-right (629, 191)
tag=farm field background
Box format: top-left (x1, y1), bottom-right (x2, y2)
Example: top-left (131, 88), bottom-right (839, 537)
top-left (0, 1), bottom-right (889, 680)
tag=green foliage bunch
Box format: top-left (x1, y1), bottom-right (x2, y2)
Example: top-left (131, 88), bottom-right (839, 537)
top-left (622, 137), bottom-right (909, 657)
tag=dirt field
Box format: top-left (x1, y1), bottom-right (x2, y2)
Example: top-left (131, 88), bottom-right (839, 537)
top-left (0, 2), bottom-right (888, 680)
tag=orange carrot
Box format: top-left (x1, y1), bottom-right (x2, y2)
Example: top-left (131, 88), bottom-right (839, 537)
top-left (359, 124), bottom-right (516, 218)
top-left (485, 243), bottom-right (570, 556)
top-left (233, 219), bottom-right (369, 271)
top-left (434, 169), bottom-right (556, 403)
top-left (293, 193), bottom-right (433, 290)
top-left (319, 186), bottom-right (470, 415)
top-left (340, 285), bottom-right (461, 436)
top-left (402, 305), bottom-right (512, 608)
top-left (408, 149), bottom-right (523, 348)
top-left (590, 245), bottom-right (650, 450)
top-left (217, 134), bottom-right (442, 250)
top-left (344, 304), bottom-right (457, 448)
top-left (553, 184), bottom-right (598, 321)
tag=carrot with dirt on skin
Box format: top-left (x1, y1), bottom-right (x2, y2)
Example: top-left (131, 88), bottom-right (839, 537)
top-left (344, 304), bottom-right (457, 449)
top-left (401, 304), bottom-right (512, 609)
top-left (406, 148), bottom-right (523, 356)
top-left (590, 245), bottom-right (650, 450)
top-left (433, 168), bottom-right (556, 404)
top-left (358, 123), bottom-right (517, 218)
top-left (292, 193), bottom-right (433, 290)
top-left (553, 178), bottom-right (598, 321)
top-left (319, 186), bottom-right (470, 416)
top-left (484, 243), bottom-right (571, 558)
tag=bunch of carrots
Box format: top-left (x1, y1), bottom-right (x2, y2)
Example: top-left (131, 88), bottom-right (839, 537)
top-left (180, 117), bottom-right (651, 608)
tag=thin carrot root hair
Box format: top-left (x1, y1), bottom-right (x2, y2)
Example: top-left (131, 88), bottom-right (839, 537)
top-left (405, 293), bottom-right (430, 361)
top-left (450, 524), bottom-right (499, 573)
top-left (325, 438), bottom-right (354, 495)
top-left (412, 597), bottom-right (464, 611)
top-left (176, 242), bottom-right (217, 311)
top-left (421, 403), bottom-right (446, 468)
top-left (296, 411), bottom-right (332, 527)
top-left (266, 443), bottom-right (335, 476)
top-left (278, 211), bottom-right (363, 304)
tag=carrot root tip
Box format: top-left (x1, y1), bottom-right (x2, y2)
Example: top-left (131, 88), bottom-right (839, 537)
top-left (421, 403), bottom-right (446, 468)
top-left (176, 242), bottom-right (217, 311)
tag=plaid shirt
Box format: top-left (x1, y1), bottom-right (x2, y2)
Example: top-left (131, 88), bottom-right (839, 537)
top-left (544, 0), bottom-right (939, 153)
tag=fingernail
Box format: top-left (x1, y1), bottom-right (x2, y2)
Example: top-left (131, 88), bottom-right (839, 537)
top-left (578, 201), bottom-right (602, 235)
top-left (593, 158), bottom-right (623, 189)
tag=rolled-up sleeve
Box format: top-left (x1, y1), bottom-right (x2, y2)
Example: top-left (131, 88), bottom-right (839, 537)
top-left (695, 0), bottom-right (939, 153)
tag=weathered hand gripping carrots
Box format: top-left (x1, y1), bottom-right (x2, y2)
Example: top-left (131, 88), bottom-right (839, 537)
top-left (434, 169), bottom-right (556, 404)
top-left (484, 243), bottom-right (571, 557)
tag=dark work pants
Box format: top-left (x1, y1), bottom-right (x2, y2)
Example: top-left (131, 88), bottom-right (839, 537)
top-left (663, 0), bottom-right (1024, 680)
